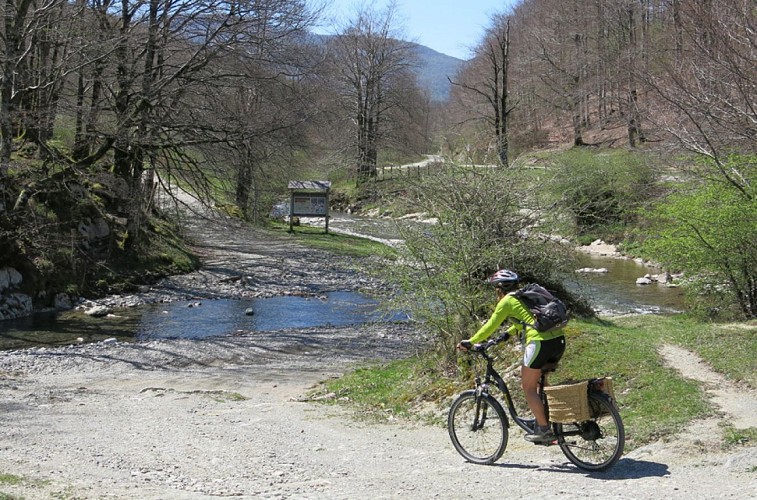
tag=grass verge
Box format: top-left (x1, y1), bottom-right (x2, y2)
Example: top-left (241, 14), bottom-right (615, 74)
top-left (311, 315), bottom-right (756, 450)
top-left (267, 222), bottom-right (397, 259)
top-left (0, 472), bottom-right (47, 500)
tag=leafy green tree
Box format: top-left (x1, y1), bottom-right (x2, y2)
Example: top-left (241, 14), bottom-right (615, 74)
top-left (642, 162), bottom-right (757, 319)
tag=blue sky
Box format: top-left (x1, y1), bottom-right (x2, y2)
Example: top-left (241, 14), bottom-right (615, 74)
top-left (314, 0), bottom-right (519, 60)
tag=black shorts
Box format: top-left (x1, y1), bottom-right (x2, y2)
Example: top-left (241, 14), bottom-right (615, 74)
top-left (523, 336), bottom-right (566, 369)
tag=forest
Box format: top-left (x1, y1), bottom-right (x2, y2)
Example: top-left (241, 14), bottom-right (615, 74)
top-left (0, 0), bottom-right (754, 320)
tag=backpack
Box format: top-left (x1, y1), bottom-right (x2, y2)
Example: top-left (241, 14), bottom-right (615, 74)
top-left (513, 284), bottom-right (569, 332)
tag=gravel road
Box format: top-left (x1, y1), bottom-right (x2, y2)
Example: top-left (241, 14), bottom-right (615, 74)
top-left (0, 210), bottom-right (755, 499)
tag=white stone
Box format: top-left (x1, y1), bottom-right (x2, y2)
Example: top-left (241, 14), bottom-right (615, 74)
top-left (85, 305), bottom-right (111, 317)
top-left (576, 267), bottom-right (609, 274)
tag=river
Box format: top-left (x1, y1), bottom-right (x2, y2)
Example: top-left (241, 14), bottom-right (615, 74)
top-left (321, 212), bottom-right (686, 316)
top-left (0, 212), bottom-right (684, 350)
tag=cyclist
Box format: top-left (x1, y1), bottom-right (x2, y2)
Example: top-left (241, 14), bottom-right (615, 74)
top-left (456, 269), bottom-right (566, 443)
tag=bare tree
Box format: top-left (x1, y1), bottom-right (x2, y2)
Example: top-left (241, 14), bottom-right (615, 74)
top-left (327, 1), bottom-right (419, 184)
top-left (66, 1), bottom-right (318, 234)
top-left (520, 0), bottom-right (592, 146)
top-left (645, 0), bottom-right (755, 196)
top-left (450, 14), bottom-right (514, 166)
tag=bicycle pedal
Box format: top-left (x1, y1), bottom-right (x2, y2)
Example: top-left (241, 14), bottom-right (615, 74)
top-left (533, 439), bottom-right (557, 447)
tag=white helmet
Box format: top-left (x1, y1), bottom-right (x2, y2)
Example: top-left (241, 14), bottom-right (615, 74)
top-left (486, 269), bottom-right (519, 290)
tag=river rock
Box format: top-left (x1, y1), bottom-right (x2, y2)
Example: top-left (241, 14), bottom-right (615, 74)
top-left (54, 293), bottom-right (73, 311)
top-left (576, 267), bottom-right (609, 274)
top-left (85, 305), bottom-right (112, 317)
top-left (0, 267), bottom-right (22, 291)
top-left (0, 268), bottom-right (31, 320)
top-left (582, 239), bottom-right (622, 257)
top-left (636, 277), bottom-right (652, 285)
top-left (0, 292), bottom-right (33, 320)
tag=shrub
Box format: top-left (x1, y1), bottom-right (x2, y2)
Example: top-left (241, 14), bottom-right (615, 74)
top-left (386, 165), bottom-right (575, 365)
top-left (548, 148), bottom-right (657, 239)
top-left (642, 166), bottom-right (757, 319)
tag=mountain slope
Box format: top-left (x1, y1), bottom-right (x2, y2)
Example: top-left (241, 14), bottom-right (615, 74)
top-left (410, 43), bottom-right (464, 102)
top-left (310, 33), bottom-right (464, 102)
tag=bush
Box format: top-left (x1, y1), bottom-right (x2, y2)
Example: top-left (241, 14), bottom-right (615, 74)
top-left (642, 167), bottom-right (757, 319)
top-left (385, 165), bottom-right (575, 364)
top-left (548, 148), bottom-right (657, 239)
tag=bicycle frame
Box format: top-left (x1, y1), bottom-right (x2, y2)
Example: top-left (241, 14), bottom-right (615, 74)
top-left (472, 346), bottom-right (594, 443)
top-left (473, 349), bottom-right (539, 434)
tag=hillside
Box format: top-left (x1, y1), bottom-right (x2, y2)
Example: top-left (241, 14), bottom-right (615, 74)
top-left (409, 42), bottom-right (464, 102)
top-left (310, 33), bottom-right (463, 102)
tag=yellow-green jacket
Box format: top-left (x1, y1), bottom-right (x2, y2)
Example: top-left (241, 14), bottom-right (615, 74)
top-left (469, 293), bottom-right (564, 344)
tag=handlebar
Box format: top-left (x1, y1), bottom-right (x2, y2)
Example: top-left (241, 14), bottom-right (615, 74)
top-left (470, 332), bottom-right (511, 352)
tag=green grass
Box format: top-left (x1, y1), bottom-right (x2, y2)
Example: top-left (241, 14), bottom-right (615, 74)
top-left (312, 315), bottom-right (757, 450)
top-left (0, 475), bottom-right (22, 487)
top-left (0, 472), bottom-right (36, 500)
top-left (319, 358), bottom-right (421, 420)
top-left (268, 221), bottom-right (397, 259)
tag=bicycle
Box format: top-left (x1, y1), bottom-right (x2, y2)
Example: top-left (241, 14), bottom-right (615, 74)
top-left (448, 333), bottom-right (625, 471)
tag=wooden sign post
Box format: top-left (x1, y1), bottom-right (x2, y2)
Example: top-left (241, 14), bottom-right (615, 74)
top-left (288, 180), bottom-right (331, 233)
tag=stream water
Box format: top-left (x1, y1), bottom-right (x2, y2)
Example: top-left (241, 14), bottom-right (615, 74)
top-left (322, 213), bottom-right (686, 316)
top-left (0, 292), bottom-right (405, 350)
top-left (0, 213), bottom-right (685, 350)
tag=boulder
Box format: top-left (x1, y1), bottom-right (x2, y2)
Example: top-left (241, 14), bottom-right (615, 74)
top-left (0, 292), bottom-right (33, 320)
top-left (0, 266), bottom-right (21, 291)
top-left (636, 277), bottom-right (652, 285)
top-left (54, 293), bottom-right (73, 311)
top-left (657, 272), bottom-right (672, 284)
top-left (78, 217), bottom-right (110, 241)
top-left (7, 267), bottom-right (22, 287)
top-left (85, 305), bottom-right (111, 317)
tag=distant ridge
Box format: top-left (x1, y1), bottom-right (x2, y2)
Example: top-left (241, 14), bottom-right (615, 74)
top-left (409, 42), bottom-right (464, 102)
top-left (309, 33), bottom-right (464, 103)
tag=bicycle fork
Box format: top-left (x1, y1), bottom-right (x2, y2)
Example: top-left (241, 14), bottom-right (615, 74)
top-left (471, 380), bottom-right (490, 432)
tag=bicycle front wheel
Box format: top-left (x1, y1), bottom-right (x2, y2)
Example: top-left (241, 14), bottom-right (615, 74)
top-left (556, 391), bottom-right (625, 471)
top-left (448, 390), bottom-right (509, 465)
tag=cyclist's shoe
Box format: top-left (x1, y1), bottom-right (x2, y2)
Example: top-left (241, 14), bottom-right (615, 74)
top-left (525, 425), bottom-right (555, 444)
top-left (522, 418), bottom-right (536, 433)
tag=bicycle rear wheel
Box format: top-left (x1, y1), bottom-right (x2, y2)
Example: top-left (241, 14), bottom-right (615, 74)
top-left (448, 390), bottom-right (508, 465)
top-left (556, 391), bottom-right (625, 471)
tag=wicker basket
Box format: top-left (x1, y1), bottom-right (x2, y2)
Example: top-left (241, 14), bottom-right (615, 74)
top-left (590, 377), bottom-right (615, 417)
top-left (545, 381), bottom-right (590, 423)
top-left (593, 377), bottom-right (615, 398)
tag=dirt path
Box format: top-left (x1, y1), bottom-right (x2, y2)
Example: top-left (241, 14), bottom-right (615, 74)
top-left (659, 344), bottom-right (757, 430)
top-left (0, 212), bottom-right (755, 499)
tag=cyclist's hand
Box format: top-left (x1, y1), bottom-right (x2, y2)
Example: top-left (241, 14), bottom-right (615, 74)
top-left (457, 340), bottom-right (472, 351)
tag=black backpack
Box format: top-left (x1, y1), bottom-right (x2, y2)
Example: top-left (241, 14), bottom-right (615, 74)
top-left (513, 284), bottom-right (569, 332)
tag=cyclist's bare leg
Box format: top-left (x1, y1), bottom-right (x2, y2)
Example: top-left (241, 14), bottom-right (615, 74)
top-left (521, 365), bottom-right (548, 427)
